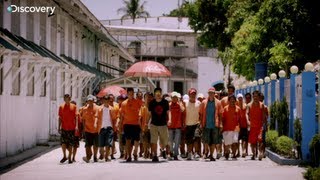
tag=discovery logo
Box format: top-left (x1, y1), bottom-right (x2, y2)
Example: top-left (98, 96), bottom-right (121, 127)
top-left (7, 5), bottom-right (55, 16)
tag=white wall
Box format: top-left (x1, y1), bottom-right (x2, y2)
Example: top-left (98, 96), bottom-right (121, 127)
top-left (197, 57), bottom-right (224, 93)
top-left (0, 96), bottom-right (49, 158)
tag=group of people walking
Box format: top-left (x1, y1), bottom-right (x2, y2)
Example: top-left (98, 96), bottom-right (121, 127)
top-left (58, 85), bottom-right (268, 164)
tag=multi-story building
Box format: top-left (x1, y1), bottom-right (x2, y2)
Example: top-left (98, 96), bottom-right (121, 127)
top-left (0, 0), bottom-right (135, 157)
top-left (101, 17), bottom-right (226, 95)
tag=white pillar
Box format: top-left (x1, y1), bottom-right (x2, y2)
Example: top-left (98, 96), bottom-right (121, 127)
top-left (56, 68), bottom-right (62, 98)
top-left (56, 14), bottom-right (61, 56)
top-left (19, 0), bottom-right (27, 38)
top-left (2, 55), bottom-right (12, 95)
top-left (64, 19), bottom-right (69, 57)
top-left (46, 15), bottom-right (51, 50)
top-left (3, 0), bottom-right (11, 31)
top-left (33, 12), bottom-right (40, 45)
top-left (71, 22), bottom-right (76, 59)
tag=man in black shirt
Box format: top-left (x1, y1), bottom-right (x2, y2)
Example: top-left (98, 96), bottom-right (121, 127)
top-left (148, 87), bottom-right (171, 162)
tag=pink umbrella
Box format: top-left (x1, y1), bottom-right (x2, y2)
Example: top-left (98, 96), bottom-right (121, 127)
top-left (96, 85), bottom-right (126, 98)
top-left (124, 61), bottom-right (171, 77)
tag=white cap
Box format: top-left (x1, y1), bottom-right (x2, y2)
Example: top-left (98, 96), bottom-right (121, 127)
top-left (171, 91), bottom-right (179, 98)
top-left (197, 93), bottom-right (205, 99)
top-left (183, 94), bottom-right (189, 101)
top-left (236, 93), bottom-right (243, 99)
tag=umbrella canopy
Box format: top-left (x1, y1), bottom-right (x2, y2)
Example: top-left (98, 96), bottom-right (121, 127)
top-left (96, 85), bottom-right (126, 98)
top-left (124, 61), bottom-right (171, 77)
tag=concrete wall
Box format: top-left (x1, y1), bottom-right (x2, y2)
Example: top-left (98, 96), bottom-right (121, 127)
top-left (197, 57), bottom-right (224, 94)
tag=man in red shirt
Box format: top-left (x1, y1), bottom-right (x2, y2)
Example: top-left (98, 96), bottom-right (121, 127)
top-left (58, 94), bottom-right (77, 164)
top-left (168, 92), bottom-right (185, 160)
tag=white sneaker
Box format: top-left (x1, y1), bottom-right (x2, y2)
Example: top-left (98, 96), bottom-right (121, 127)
top-left (187, 152), bottom-right (192, 160)
top-left (194, 153), bottom-right (200, 160)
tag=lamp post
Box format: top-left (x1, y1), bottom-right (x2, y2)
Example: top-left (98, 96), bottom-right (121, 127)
top-left (270, 73), bottom-right (277, 105)
top-left (289, 65), bottom-right (298, 138)
top-left (301, 62), bottom-right (316, 160)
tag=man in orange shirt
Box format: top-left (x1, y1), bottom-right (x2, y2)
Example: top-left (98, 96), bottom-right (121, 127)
top-left (168, 92), bottom-right (185, 160)
top-left (199, 88), bottom-right (222, 161)
top-left (247, 90), bottom-right (265, 160)
top-left (259, 93), bottom-right (268, 159)
top-left (82, 95), bottom-right (101, 163)
top-left (58, 94), bottom-right (77, 164)
top-left (119, 88), bottom-right (143, 162)
top-left (108, 94), bottom-right (119, 160)
top-left (139, 92), bottom-right (153, 159)
top-left (236, 93), bottom-right (249, 157)
top-left (222, 95), bottom-right (241, 160)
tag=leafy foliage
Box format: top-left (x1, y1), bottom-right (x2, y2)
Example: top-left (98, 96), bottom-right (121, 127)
top-left (275, 135), bottom-right (295, 158)
top-left (269, 98), bottom-right (289, 136)
top-left (294, 118), bottom-right (302, 159)
top-left (266, 130), bottom-right (278, 152)
top-left (309, 134), bottom-right (320, 167)
top-left (117, 0), bottom-right (150, 22)
top-left (304, 167), bottom-right (320, 180)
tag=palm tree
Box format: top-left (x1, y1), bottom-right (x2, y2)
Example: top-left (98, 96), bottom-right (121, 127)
top-left (117, 0), bottom-right (150, 23)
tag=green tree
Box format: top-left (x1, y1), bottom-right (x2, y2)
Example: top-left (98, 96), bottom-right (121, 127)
top-left (117, 0), bottom-right (150, 23)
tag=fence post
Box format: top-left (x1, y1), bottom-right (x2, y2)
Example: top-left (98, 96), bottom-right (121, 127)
top-left (279, 70), bottom-right (286, 101)
top-left (264, 77), bottom-right (270, 107)
top-left (270, 73), bottom-right (277, 106)
top-left (301, 63), bottom-right (316, 160)
top-left (289, 66), bottom-right (298, 138)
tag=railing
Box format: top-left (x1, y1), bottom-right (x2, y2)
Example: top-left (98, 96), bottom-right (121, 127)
top-left (126, 47), bottom-right (217, 58)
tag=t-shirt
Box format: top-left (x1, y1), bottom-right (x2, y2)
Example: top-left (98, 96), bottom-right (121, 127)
top-left (185, 100), bottom-right (201, 126)
top-left (82, 104), bottom-right (101, 133)
top-left (149, 99), bottom-right (169, 126)
top-left (101, 106), bottom-right (112, 128)
top-left (248, 102), bottom-right (264, 128)
top-left (238, 103), bottom-right (248, 128)
top-left (120, 98), bottom-right (143, 125)
top-left (59, 103), bottom-right (77, 131)
top-left (222, 105), bottom-right (240, 131)
top-left (205, 100), bottom-right (215, 129)
top-left (139, 105), bottom-right (150, 131)
top-left (168, 102), bottom-right (183, 129)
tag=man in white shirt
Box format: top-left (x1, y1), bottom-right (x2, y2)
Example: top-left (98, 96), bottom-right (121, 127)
top-left (98, 95), bottom-right (116, 162)
top-left (184, 88), bottom-right (202, 160)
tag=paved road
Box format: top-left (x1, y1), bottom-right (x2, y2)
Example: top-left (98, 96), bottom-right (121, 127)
top-left (0, 142), bottom-right (305, 180)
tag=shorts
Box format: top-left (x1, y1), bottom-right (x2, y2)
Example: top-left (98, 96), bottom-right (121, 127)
top-left (202, 128), bottom-right (221, 145)
top-left (185, 124), bottom-right (200, 145)
top-left (150, 124), bottom-right (168, 145)
top-left (85, 132), bottom-right (99, 147)
top-left (222, 131), bottom-right (239, 145)
top-left (99, 127), bottom-right (114, 147)
top-left (248, 127), bottom-right (263, 145)
top-left (74, 136), bottom-right (80, 148)
top-left (238, 128), bottom-right (248, 141)
top-left (61, 130), bottom-right (75, 147)
top-left (124, 124), bottom-right (141, 141)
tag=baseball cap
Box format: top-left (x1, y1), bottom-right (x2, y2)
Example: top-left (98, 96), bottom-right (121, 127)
top-left (171, 91), bottom-right (179, 98)
top-left (188, 88), bottom-right (197, 94)
top-left (236, 93), bottom-right (243, 99)
top-left (208, 87), bottom-right (216, 93)
top-left (87, 95), bottom-right (95, 101)
top-left (197, 93), bottom-right (205, 99)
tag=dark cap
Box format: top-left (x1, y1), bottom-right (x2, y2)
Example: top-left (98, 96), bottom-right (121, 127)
top-left (188, 88), bottom-right (197, 95)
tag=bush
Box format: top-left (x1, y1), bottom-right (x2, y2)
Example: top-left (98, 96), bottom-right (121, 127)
top-left (294, 118), bottom-right (302, 159)
top-left (304, 167), bottom-right (320, 180)
top-left (269, 102), bottom-right (277, 130)
top-left (309, 134), bottom-right (320, 167)
top-left (275, 135), bottom-right (295, 158)
top-left (277, 98), bottom-right (289, 136)
top-left (266, 130), bottom-right (278, 151)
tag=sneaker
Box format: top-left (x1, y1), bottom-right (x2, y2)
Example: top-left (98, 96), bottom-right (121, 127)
top-left (111, 155), bottom-right (116, 160)
top-left (139, 152), bottom-right (143, 157)
top-left (258, 154), bottom-right (263, 161)
top-left (216, 153), bottom-right (222, 160)
top-left (134, 154), bottom-right (138, 161)
top-left (119, 154), bottom-right (124, 159)
top-left (187, 152), bottom-right (192, 160)
top-left (232, 155), bottom-right (237, 160)
top-left (162, 150), bottom-right (167, 159)
top-left (82, 157), bottom-right (89, 163)
top-left (251, 156), bottom-right (256, 160)
top-left (173, 156), bottom-right (178, 160)
top-left (105, 158), bottom-right (111, 162)
top-left (242, 153), bottom-right (246, 158)
top-left (152, 156), bottom-right (159, 162)
top-left (68, 159), bottom-right (73, 164)
top-left (60, 157), bottom-right (67, 163)
top-left (94, 157), bottom-right (98, 162)
top-left (194, 153), bottom-right (200, 160)
top-left (181, 153), bottom-right (187, 158)
top-left (126, 157), bottom-right (132, 162)
top-left (225, 153), bottom-right (229, 160)
top-left (210, 156), bottom-right (216, 161)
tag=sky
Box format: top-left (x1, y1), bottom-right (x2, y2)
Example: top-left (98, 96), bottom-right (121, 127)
top-left (81, 0), bottom-right (180, 20)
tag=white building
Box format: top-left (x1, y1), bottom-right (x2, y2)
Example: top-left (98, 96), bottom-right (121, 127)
top-left (0, 0), bottom-right (135, 158)
top-left (101, 17), bottom-right (225, 95)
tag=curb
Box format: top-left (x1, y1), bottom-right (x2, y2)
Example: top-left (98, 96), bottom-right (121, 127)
top-left (0, 141), bottom-right (60, 173)
top-left (266, 149), bottom-right (304, 166)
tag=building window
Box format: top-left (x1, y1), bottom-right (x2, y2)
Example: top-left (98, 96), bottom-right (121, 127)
top-left (50, 68), bottom-right (57, 101)
top-left (26, 6), bottom-right (34, 41)
top-left (0, 56), bottom-right (3, 95)
top-left (40, 13), bottom-right (46, 47)
top-left (60, 17), bottom-right (65, 55)
top-left (27, 63), bottom-right (34, 96)
top-left (11, 0), bottom-right (20, 35)
top-left (12, 59), bottom-right (21, 96)
top-left (61, 71), bottom-right (65, 97)
top-left (51, 14), bottom-right (57, 54)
